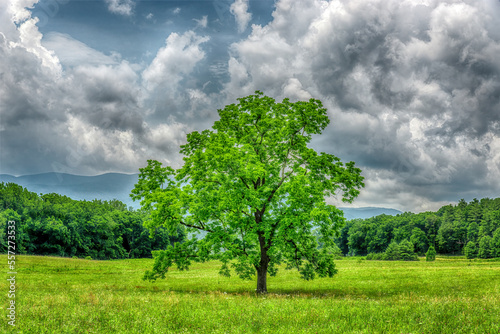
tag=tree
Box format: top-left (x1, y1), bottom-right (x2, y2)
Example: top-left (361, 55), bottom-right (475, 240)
top-left (424, 214), bottom-right (440, 247)
top-left (347, 220), bottom-right (368, 256)
top-left (410, 227), bottom-right (428, 255)
top-left (131, 92), bottom-right (364, 293)
top-left (467, 222), bottom-right (479, 243)
top-left (0, 183), bottom-right (179, 260)
top-left (492, 228), bottom-right (500, 258)
top-left (384, 241), bottom-right (401, 260)
top-left (464, 241), bottom-right (477, 259)
top-left (478, 236), bottom-right (493, 259)
top-left (398, 239), bottom-right (418, 261)
top-left (425, 245), bottom-right (436, 261)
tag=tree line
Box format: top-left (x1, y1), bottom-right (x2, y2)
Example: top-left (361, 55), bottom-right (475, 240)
top-left (0, 183), bottom-right (185, 259)
top-left (2, 182), bottom-right (499, 261)
top-left (336, 198), bottom-right (500, 259)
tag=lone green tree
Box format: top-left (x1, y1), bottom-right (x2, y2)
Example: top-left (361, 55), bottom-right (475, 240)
top-left (425, 245), bottom-right (436, 261)
top-left (131, 92), bottom-right (364, 293)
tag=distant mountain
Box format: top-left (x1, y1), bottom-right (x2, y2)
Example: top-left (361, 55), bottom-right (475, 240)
top-left (0, 173), bottom-right (403, 218)
top-left (339, 207), bottom-right (402, 220)
top-left (0, 172), bottom-right (139, 208)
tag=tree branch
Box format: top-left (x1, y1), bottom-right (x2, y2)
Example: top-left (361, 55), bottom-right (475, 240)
top-left (179, 221), bottom-right (214, 233)
top-left (261, 170), bottom-right (293, 213)
top-left (239, 177), bottom-right (250, 189)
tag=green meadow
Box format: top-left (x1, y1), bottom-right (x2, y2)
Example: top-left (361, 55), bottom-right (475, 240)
top-left (2, 255), bottom-right (499, 333)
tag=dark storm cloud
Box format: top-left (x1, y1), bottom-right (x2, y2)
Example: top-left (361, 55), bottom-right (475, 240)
top-left (0, 1), bottom-right (178, 175)
top-left (68, 63), bottom-right (147, 135)
top-left (225, 0), bottom-right (500, 211)
top-left (2, 0), bottom-right (500, 211)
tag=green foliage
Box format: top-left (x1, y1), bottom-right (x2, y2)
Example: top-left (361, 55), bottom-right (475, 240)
top-left (329, 243), bottom-right (344, 260)
top-left (366, 252), bottom-right (384, 260)
top-left (0, 182), bottom-right (184, 259)
top-left (467, 222), bottom-right (479, 243)
top-left (366, 240), bottom-right (419, 261)
top-left (410, 227), bottom-right (428, 255)
top-left (366, 240), bottom-right (418, 261)
top-left (337, 198), bottom-right (500, 259)
top-left (464, 241), bottom-right (478, 259)
top-left (0, 209), bottom-right (22, 252)
top-left (437, 220), bottom-right (465, 254)
top-left (478, 236), bottom-right (493, 259)
top-left (132, 92), bottom-right (364, 293)
top-left (426, 245), bottom-right (436, 261)
top-left (399, 240), bottom-right (418, 261)
top-left (492, 228), bottom-right (500, 258)
top-left (384, 241), bottom-right (401, 261)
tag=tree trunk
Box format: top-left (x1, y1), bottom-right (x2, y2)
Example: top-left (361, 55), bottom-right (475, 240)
top-left (256, 264), bottom-right (268, 294)
top-left (256, 233), bottom-right (269, 294)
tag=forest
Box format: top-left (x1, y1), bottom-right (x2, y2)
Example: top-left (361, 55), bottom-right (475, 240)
top-left (336, 197), bottom-right (500, 259)
top-left (0, 182), bottom-right (184, 259)
top-left (1, 182), bottom-right (499, 260)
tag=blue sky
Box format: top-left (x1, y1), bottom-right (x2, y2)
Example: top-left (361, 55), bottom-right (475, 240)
top-left (1, 0), bottom-right (500, 212)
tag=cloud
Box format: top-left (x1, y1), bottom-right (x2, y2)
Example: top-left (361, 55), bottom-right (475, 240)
top-left (2, 0), bottom-right (500, 212)
top-left (230, 0), bottom-right (252, 32)
top-left (105, 0), bottom-right (135, 16)
top-left (42, 32), bottom-right (117, 67)
top-left (224, 0), bottom-right (500, 211)
top-left (8, 0), bottom-right (38, 24)
top-left (4, 0), bottom-right (61, 75)
top-left (194, 15), bottom-right (208, 29)
top-left (68, 61), bottom-right (145, 133)
top-left (142, 31), bottom-right (209, 90)
top-left (0, 0), bottom-right (207, 175)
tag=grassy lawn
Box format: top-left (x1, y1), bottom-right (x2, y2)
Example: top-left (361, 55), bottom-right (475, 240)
top-left (1, 255), bottom-right (499, 333)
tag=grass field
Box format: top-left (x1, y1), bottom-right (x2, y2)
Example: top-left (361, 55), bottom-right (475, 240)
top-left (1, 255), bottom-right (499, 333)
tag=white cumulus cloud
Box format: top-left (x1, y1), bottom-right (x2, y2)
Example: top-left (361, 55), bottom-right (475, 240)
top-left (142, 31), bottom-right (209, 91)
top-left (230, 0), bottom-right (252, 33)
top-left (105, 0), bottom-right (135, 16)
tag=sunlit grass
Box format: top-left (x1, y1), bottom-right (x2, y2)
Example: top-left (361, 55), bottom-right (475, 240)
top-left (1, 255), bottom-right (499, 333)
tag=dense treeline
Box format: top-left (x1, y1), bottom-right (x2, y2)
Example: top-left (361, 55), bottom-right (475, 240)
top-left (2, 181), bottom-right (499, 260)
top-left (0, 183), bottom-right (185, 259)
top-left (337, 198), bottom-right (500, 259)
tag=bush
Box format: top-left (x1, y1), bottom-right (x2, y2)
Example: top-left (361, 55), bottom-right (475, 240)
top-left (464, 241), bottom-right (477, 259)
top-left (399, 240), bottom-right (418, 261)
top-left (72, 256), bottom-right (78, 259)
top-left (329, 243), bottom-right (344, 259)
top-left (366, 252), bottom-right (384, 261)
top-left (426, 245), bottom-right (436, 261)
top-left (85, 256), bottom-right (92, 260)
top-left (371, 240), bottom-right (419, 261)
top-left (384, 241), bottom-right (401, 260)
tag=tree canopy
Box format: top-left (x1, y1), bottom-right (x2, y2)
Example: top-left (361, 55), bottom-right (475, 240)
top-left (0, 182), bottom-right (184, 259)
top-left (337, 198), bottom-right (500, 259)
top-left (131, 91), bottom-right (364, 293)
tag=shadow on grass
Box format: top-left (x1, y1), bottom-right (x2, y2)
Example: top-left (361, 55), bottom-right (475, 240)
top-left (123, 284), bottom-right (400, 300)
